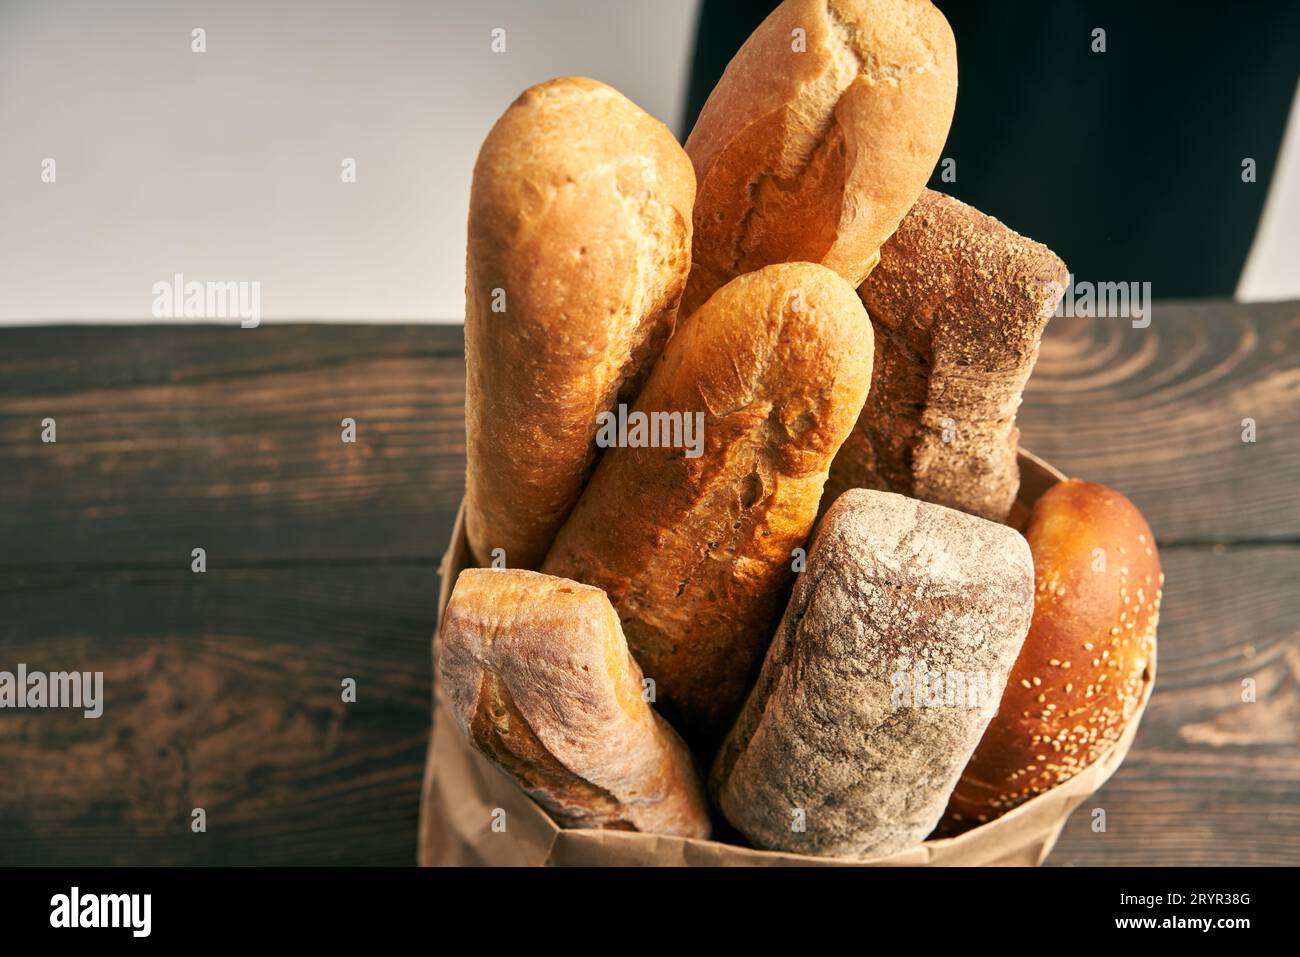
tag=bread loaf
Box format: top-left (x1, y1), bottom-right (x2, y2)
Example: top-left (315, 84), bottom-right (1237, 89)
top-left (438, 568), bottom-right (711, 838)
top-left (825, 190), bottom-right (1068, 522)
top-left (940, 480), bottom-right (1160, 833)
top-left (681, 0), bottom-right (957, 316)
top-left (711, 489), bottom-right (1034, 858)
top-left (464, 76), bottom-right (695, 569)
top-left (542, 262), bottom-right (875, 747)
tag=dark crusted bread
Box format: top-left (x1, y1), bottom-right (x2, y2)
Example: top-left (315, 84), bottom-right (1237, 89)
top-left (711, 488), bottom-right (1034, 858)
top-left (438, 568), bottom-right (711, 838)
top-left (542, 262), bottom-right (874, 748)
top-left (825, 189), bottom-right (1068, 522)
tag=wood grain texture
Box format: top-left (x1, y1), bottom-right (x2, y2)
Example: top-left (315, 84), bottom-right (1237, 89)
top-left (0, 325), bottom-right (465, 565)
top-left (0, 565), bottom-right (436, 865)
top-left (1048, 547), bottom-right (1300, 865)
top-left (0, 304), bottom-right (1296, 866)
top-left (1020, 299), bottom-right (1300, 543)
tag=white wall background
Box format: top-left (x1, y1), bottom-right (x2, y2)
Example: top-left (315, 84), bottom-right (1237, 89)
top-left (0, 0), bottom-right (1295, 324)
top-left (0, 0), bottom-right (700, 323)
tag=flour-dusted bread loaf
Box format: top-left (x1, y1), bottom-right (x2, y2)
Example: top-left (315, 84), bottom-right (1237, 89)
top-left (681, 0), bottom-right (957, 316)
top-left (825, 190), bottom-right (1068, 523)
top-left (711, 489), bottom-right (1035, 858)
top-left (464, 77), bottom-right (695, 569)
top-left (438, 568), bottom-right (710, 838)
top-left (940, 481), bottom-right (1160, 834)
top-left (542, 262), bottom-right (874, 748)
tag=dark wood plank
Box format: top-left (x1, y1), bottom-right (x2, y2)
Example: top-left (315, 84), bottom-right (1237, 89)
top-left (1021, 299), bottom-right (1300, 543)
top-left (2, 303), bottom-right (1295, 567)
top-left (2, 311), bottom-right (1296, 866)
top-left (0, 564), bottom-right (437, 865)
top-left (1047, 546), bottom-right (1300, 865)
top-left (0, 325), bottom-right (466, 565)
top-left (1, 547), bottom-right (1293, 866)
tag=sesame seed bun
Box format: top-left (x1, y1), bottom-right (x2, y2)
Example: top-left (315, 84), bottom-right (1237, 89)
top-left (939, 480), bottom-right (1161, 833)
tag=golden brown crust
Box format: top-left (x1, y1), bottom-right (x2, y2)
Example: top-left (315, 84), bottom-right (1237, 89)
top-left (541, 262), bottom-right (874, 747)
top-left (464, 76), bottom-right (696, 569)
top-left (681, 0), bottom-right (957, 316)
top-left (438, 568), bottom-right (711, 838)
top-left (825, 189), bottom-right (1069, 522)
top-left (940, 480), bottom-right (1161, 833)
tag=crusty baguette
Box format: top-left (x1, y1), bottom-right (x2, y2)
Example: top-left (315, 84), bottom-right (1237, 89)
top-left (825, 189), bottom-right (1068, 523)
top-left (438, 568), bottom-right (711, 838)
top-left (711, 489), bottom-right (1035, 859)
top-left (940, 481), bottom-right (1160, 833)
top-left (464, 76), bottom-right (695, 569)
top-left (542, 262), bottom-right (874, 747)
top-left (681, 0), bottom-right (957, 316)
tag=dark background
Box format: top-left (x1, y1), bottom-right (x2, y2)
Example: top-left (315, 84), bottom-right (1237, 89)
top-left (687, 0), bottom-right (1300, 298)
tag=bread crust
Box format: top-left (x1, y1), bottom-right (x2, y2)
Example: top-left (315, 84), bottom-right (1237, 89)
top-left (940, 481), bottom-right (1161, 832)
top-left (542, 262), bottom-right (874, 746)
top-left (682, 0), bottom-right (957, 316)
top-left (711, 489), bottom-right (1035, 858)
top-left (826, 189), bottom-right (1068, 522)
top-left (438, 568), bottom-right (711, 838)
top-left (465, 76), bottom-right (695, 569)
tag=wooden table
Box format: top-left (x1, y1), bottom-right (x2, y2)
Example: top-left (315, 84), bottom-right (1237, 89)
top-left (2, 300), bottom-right (1297, 866)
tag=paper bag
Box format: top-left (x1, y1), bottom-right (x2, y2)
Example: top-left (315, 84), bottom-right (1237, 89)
top-left (418, 451), bottom-right (1154, 866)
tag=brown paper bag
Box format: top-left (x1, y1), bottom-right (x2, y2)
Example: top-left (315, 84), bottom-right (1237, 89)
top-left (418, 451), bottom-right (1154, 866)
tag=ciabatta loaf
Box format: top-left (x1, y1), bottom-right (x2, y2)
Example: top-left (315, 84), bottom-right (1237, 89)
top-left (438, 568), bottom-right (710, 838)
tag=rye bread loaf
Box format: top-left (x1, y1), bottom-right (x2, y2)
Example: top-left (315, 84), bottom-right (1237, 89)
top-left (825, 189), bottom-right (1068, 523)
top-left (711, 488), bottom-right (1035, 858)
top-left (438, 568), bottom-right (710, 838)
top-left (681, 0), bottom-right (957, 316)
top-left (464, 76), bottom-right (695, 569)
top-left (940, 480), bottom-right (1160, 833)
top-left (542, 262), bottom-right (875, 748)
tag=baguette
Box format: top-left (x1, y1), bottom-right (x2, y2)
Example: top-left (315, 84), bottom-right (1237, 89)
top-left (825, 189), bottom-right (1068, 522)
top-left (681, 0), bottom-right (957, 316)
top-left (710, 489), bottom-right (1035, 858)
top-left (542, 262), bottom-right (875, 747)
top-left (940, 480), bottom-right (1160, 833)
top-left (438, 568), bottom-right (711, 838)
top-left (464, 76), bottom-right (695, 569)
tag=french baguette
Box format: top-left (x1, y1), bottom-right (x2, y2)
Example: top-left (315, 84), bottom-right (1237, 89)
top-left (438, 568), bottom-right (711, 838)
top-left (681, 0), bottom-right (957, 316)
top-left (711, 489), bottom-right (1034, 858)
top-left (464, 76), bottom-right (695, 569)
top-left (542, 262), bottom-right (875, 747)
